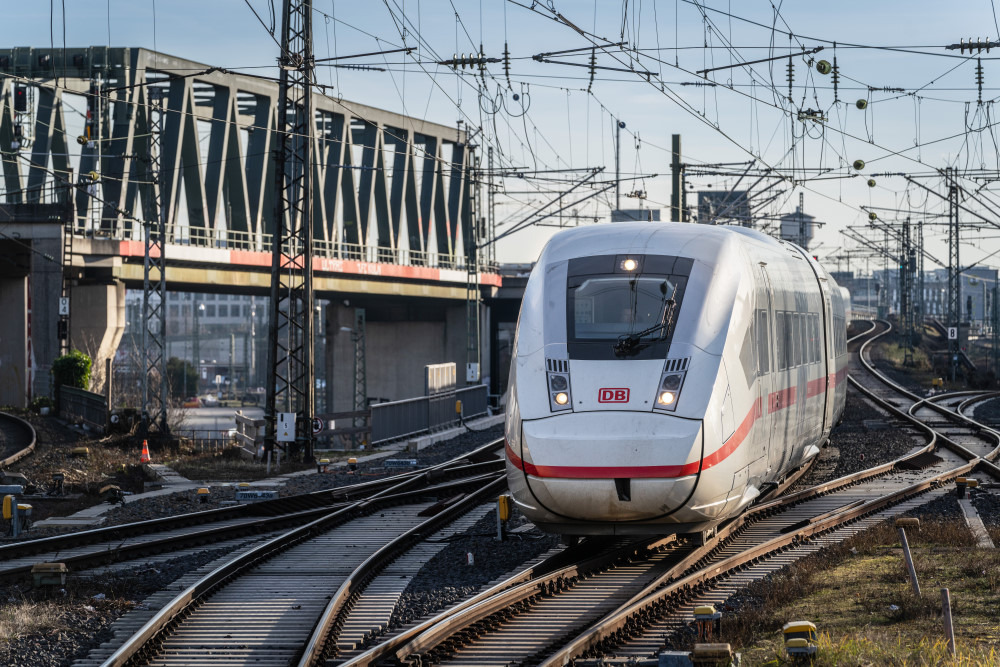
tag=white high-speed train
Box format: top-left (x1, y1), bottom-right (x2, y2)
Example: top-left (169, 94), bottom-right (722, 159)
top-left (505, 222), bottom-right (848, 537)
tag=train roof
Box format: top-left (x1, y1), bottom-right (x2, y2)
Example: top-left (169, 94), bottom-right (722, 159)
top-left (538, 221), bottom-right (786, 268)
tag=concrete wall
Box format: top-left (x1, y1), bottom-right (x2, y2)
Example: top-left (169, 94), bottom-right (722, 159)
top-left (323, 301), bottom-right (487, 413)
top-left (30, 236), bottom-right (63, 400)
top-left (0, 277), bottom-right (29, 406)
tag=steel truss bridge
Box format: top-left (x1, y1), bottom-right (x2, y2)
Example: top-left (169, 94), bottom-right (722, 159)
top-left (0, 46), bottom-right (483, 272)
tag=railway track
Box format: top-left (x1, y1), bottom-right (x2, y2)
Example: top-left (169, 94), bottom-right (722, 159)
top-left (340, 321), bottom-right (1000, 666)
top-left (0, 441), bottom-right (504, 577)
top-left (0, 410), bottom-right (36, 468)
top-left (89, 454), bottom-right (507, 667)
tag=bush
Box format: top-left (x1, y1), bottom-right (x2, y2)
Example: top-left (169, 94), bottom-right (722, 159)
top-left (52, 349), bottom-right (92, 390)
top-left (166, 357), bottom-right (198, 399)
top-left (29, 396), bottom-right (53, 413)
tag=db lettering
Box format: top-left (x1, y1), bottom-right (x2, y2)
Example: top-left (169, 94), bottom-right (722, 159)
top-left (598, 388), bottom-right (629, 403)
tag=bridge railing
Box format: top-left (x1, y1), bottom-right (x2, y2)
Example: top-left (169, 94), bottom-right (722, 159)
top-left (74, 223), bottom-right (497, 273)
top-left (370, 384), bottom-right (489, 445)
top-left (58, 385), bottom-right (108, 433)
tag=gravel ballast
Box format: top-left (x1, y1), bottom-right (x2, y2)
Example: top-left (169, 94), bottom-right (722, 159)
top-left (389, 508), bottom-right (559, 630)
top-left (0, 546), bottom-right (241, 667)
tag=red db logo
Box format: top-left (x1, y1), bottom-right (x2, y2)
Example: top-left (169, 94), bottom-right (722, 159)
top-left (598, 388), bottom-right (630, 403)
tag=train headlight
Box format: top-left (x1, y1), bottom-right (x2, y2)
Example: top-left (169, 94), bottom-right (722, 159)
top-left (654, 371), bottom-right (685, 411)
top-left (621, 258), bottom-right (638, 271)
top-left (547, 373), bottom-right (572, 412)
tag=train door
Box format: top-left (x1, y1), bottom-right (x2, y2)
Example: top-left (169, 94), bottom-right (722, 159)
top-left (819, 278), bottom-right (835, 436)
top-left (757, 264), bottom-right (778, 479)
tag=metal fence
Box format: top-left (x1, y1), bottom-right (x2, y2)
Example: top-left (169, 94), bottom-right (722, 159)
top-left (233, 411), bottom-right (266, 454)
top-left (172, 429), bottom-right (236, 452)
top-left (58, 385), bottom-right (108, 433)
top-left (370, 384), bottom-right (489, 445)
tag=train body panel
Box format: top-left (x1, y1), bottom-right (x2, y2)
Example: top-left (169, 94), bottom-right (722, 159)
top-left (506, 222), bottom-right (848, 536)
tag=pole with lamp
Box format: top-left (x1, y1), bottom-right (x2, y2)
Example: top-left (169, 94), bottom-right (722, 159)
top-left (193, 302), bottom-right (204, 398)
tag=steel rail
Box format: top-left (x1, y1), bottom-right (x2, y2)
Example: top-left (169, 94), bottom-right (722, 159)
top-left (0, 471), bottom-right (503, 579)
top-left (0, 411), bottom-right (37, 468)
top-left (0, 441), bottom-right (504, 570)
top-left (382, 537), bottom-right (683, 666)
top-left (957, 391), bottom-right (1000, 417)
top-left (539, 455), bottom-right (977, 667)
top-left (335, 539), bottom-right (663, 667)
top-left (855, 321), bottom-right (1000, 470)
top-left (297, 476), bottom-right (510, 666)
top-left (99, 452), bottom-right (502, 667)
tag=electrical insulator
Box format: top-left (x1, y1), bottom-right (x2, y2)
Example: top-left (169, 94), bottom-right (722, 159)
top-left (816, 60), bottom-right (832, 75)
top-left (869, 212), bottom-right (878, 221)
top-left (853, 159), bottom-right (865, 171)
top-left (867, 179), bottom-right (876, 187)
top-left (88, 171), bottom-right (100, 182)
top-left (856, 99), bottom-right (868, 110)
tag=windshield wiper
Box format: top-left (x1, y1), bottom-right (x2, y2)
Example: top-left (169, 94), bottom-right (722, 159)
top-left (614, 297), bottom-right (676, 357)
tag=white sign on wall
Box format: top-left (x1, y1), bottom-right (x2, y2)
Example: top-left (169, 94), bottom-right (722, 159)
top-left (947, 327), bottom-right (958, 341)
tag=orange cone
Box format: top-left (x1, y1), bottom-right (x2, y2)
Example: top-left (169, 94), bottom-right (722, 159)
top-left (139, 439), bottom-right (151, 464)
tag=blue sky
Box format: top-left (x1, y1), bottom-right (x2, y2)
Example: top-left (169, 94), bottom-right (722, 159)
top-left (7, 1), bottom-right (1000, 269)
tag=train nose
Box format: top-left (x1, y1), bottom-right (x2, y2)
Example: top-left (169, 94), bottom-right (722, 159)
top-left (512, 411), bottom-right (703, 522)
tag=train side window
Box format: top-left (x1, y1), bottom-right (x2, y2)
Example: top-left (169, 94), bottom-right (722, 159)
top-left (756, 310), bottom-right (769, 374)
top-left (784, 311), bottom-right (793, 370)
top-left (776, 312), bottom-right (786, 370)
top-left (792, 313), bottom-right (801, 367)
top-left (808, 313), bottom-right (816, 363)
top-left (814, 314), bottom-right (822, 362)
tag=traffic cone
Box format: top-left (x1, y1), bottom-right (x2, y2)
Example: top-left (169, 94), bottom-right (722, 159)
top-left (139, 439), bottom-right (151, 464)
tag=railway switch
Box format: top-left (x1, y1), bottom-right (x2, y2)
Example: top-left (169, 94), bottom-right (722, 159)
top-left (348, 457), bottom-right (358, 472)
top-left (956, 477), bottom-right (968, 498)
top-left (689, 643), bottom-right (734, 666)
top-left (197, 487), bottom-right (211, 503)
top-left (783, 620), bottom-right (818, 658)
top-left (31, 562), bottom-right (67, 588)
top-left (3, 495), bottom-right (32, 537)
top-left (317, 458), bottom-right (330, 473)
top-left (497, 494), bottom-right (512, 540)
top-left (693, 605), bottom-right (722, 642)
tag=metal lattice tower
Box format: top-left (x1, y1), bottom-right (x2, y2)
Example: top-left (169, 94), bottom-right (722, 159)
top-left (917, 218), bottom-right (925, 326)
top-left (264, 0), bottom-right (316, 461)
top-left (946, 168), bottom-right (960, 380)
top-left (466, 150), bottom-right (481, 385)
top-left (901, 217), bottom-right (913, 364)
top-left (141, 87), bottom-right (168, 435)
top-left (352, 308), bottom-right (367, 445)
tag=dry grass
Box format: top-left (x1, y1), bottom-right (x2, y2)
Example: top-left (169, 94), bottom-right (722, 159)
top-left (724, 518), bottom-right (1000, 664)
top-left (0, 601), bottom-right (64, 643)
top-left (168, 446), bottom-right (312, 481)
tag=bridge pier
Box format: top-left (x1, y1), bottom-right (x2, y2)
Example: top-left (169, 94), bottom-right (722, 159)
top-left (0, 275), bottom-right (29, 406)
top-left (69, 282), bottom-right (126, 398)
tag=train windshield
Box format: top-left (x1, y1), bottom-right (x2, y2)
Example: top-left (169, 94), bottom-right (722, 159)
top-left (570, 276), bottom-right (677, 340)
top-left (565, 254), bottom-right (691, 360)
